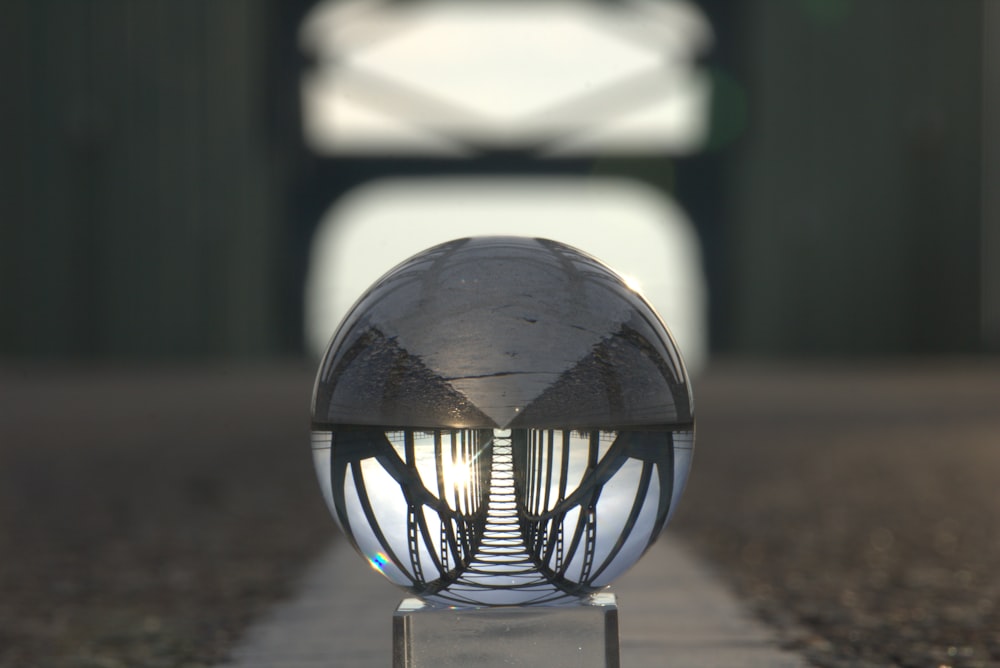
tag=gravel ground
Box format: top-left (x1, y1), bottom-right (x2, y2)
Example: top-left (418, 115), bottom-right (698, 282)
top-left (673, 359), bottom-right (1000, 668)
top-left (1, 360), bottom-right (998, 667)
top-left (0, 364), bottom-right (331, 668)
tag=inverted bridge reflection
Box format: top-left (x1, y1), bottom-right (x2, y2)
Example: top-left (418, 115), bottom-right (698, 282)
top-left (314, 426), bottom-right (691, 606)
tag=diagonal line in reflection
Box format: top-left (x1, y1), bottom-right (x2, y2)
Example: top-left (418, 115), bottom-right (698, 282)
top-left (304, 0), bottom-right (418, 58)
top-left (525, 67), bottom-right (686, 132)
top-left (327, 64), bottom-right (494, 139)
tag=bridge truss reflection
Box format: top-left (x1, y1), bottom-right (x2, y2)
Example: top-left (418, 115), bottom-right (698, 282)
top-left (317, 426), bottom-right (689, 606)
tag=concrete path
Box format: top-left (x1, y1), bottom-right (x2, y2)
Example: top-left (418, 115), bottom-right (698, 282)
top-left (226, 535), bottom-right (806, 667)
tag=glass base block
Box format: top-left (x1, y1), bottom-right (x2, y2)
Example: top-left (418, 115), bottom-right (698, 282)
top-left (392, 592), bottom-right (620, 668)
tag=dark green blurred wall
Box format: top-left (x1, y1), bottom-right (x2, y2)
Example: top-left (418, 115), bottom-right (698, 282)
top-left (724, 0), bottom-right (986, 355)
top-left (0, 0), bottom-right (288, 358)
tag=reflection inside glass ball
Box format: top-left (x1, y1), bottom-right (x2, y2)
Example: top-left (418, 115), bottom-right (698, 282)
top-left (311, 237), bottom-right (694, 607)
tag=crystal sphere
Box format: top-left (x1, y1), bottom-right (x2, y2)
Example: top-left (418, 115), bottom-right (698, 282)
top-left (311, 237), bottom-right (694, 607)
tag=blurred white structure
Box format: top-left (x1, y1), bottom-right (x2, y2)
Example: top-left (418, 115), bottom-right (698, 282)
top-left (300, 0), bottom-right (713, 156)
top-left (300, 0), bottom-right (713, 374)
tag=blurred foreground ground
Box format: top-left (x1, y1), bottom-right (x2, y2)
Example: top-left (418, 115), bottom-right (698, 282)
top-left (0, 364), bottom-right (329, 667)
top-left (0, 360), bottom-right (998, 667)
top-left (677, 360), bottom-right (1000, 668)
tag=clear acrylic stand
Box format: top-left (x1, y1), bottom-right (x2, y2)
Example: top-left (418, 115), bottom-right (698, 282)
top-left (393, 592), bottom-right (620, 668)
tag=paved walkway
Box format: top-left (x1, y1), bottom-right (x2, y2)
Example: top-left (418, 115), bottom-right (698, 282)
top-left (227, 535), bottom-right (806, 667)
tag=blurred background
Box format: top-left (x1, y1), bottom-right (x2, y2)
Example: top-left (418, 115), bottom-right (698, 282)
top-left (2, 1), bottom-right (999, 667)
top-left (2, 0), bottom-right (996, 361)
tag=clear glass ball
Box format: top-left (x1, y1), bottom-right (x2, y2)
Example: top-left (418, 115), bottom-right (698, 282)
top-left (311, 236), bottom-right (694, 607)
